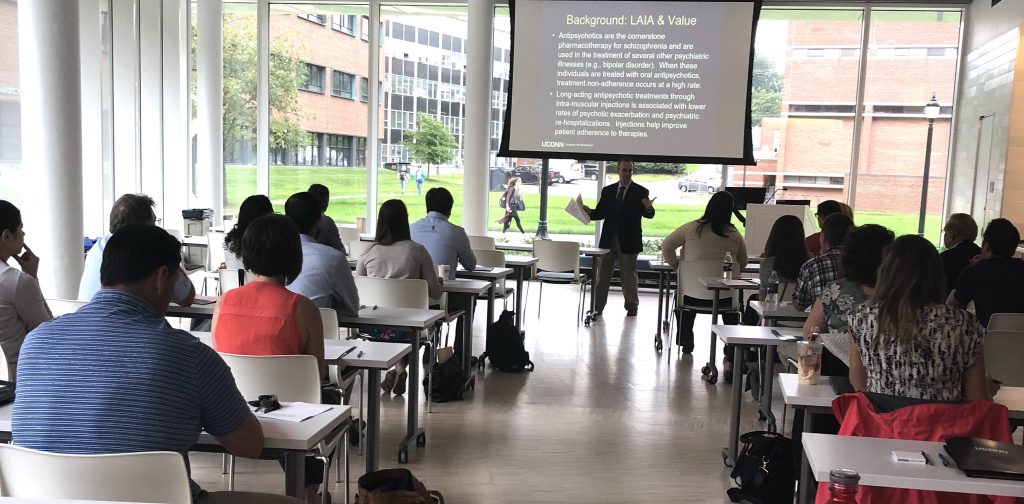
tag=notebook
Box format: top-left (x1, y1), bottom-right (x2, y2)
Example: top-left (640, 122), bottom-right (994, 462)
top-left (944, 437), bottom-right (1024, 481)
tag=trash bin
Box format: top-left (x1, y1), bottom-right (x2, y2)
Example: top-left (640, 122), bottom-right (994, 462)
top-left (489, 167), bottom-right (510, 192)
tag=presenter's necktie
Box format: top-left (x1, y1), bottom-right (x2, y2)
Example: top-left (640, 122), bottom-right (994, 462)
top-left (616, 185), bottom-right (626, 208)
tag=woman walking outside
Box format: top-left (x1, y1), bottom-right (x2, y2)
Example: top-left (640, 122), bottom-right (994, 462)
top-left (501, 177), bottom-right (527, 238)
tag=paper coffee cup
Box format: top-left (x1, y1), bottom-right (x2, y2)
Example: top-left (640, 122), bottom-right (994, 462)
top-left (437, 264), bottom-right (450, 280)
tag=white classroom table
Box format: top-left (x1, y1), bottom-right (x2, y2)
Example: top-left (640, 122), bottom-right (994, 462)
top-left (191, 332), bottom-right (411, 476)
top-left (780, 373), bottom-right (1024, 504)
top-left (441, 278), bottom-right (490, 388)
top-left (749, 300), bottom-right (810, 326)
top-left (165, 301), bottom-right (215, 320)
top-left (0, 403), bottom-right (351, 501)
top-left (503, 256), bottom-right (538, 333)
top-left (714, 324), bottom-right (800, 468)
top-left (181, 235), bottom-right (208, 247)
top-left (698, 277), bottom-right (760, 382)
top-left (336, 306), bottom-right (444, 467)
top-left (803, 433), bottom-right (1024, 499)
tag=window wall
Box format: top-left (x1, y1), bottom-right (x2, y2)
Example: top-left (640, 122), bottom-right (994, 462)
top-left (220, 2), bottom-right (259, 214)
top-left (0, 1), bottom-right (21, 203)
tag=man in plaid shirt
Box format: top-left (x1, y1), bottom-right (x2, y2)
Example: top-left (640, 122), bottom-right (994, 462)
top-left (793, 213), bottom-right (855, 310)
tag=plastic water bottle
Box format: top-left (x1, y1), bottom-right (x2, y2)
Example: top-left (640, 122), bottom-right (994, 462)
top-left (766, 271), bottom-right (780, 306)
top-left (722, 252), bottom-right (733, 279)
top-left (825, 468), bottom-right (860, 503)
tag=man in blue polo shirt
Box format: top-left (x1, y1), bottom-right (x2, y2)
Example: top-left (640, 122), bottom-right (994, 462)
top-left (13, 224), bottom-right (300, 504)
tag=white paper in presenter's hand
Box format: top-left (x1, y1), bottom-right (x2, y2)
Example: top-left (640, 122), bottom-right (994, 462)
top-left (566, 195), bottom-right (590, 225)
top-left (253, 402), bottom-right (333, 422)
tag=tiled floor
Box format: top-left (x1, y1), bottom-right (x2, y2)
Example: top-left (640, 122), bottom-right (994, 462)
top-left (187, 282), bottom-right (1022, 503)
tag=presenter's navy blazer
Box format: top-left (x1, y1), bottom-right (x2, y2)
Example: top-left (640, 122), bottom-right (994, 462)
top-left (589, 182), bottom-right (656, 255)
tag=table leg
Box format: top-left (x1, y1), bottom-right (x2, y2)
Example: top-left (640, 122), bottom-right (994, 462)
top-left (760, 345), bottom-right (778, 431)
top-left (487, 280), bottom-right (496, 328)
top-left (703, 290), bottom-right (721, 383)
top-left (797, 408), bottom-right (814, 504)
top-left (656, 270), bottom-right (665, 337)
top-left (397, 332), bottom-right (424, 464)
top-left (723, 343), bottom-right (745, 467)
top-left (284, 452), bottom-right (305, 499)
top-left (589, 255), bottom-right (599, 316)
top-left (514, 266), bottom-right (525, 334)
top-left (365, 370), bottom-right (381, 474)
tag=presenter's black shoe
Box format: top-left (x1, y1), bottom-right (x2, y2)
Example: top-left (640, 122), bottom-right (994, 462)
top-left (591, 311), bottom-right (602, 320)
top-left (626, 309), bottom-right (638, 317)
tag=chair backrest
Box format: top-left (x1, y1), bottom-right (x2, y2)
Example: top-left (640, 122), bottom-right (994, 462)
top-left (0, 444), bottom-right (191, 503)
top-left (338, 226), bottom-right (360, 252)
top-left (0, 345), bottom-right (8, 382)
top-left (533, 240), bottom-right (580, 277)
top-left (348, 240), bottom-right (373, 260)
top-left (987, 313), bottom-right (1024, 332)
top-left (219, 353), bottom-right (322, 403)
top-left (320, 307), bottom-right (339, 340)
top-left (218, 268), bottom-right (246, 294)
top-left (678, 260), bottom-right (735, 303)
top-left (984, 329), bottom-right (1024, 387)
top-left (47, 299), bottom-right (87, 317)
top-left (206, 231), bottom-right (227, 270)
top-left (468, 235), bottom-right (496, 251)
top-left (353, 276), bottom-right (429, 310)
top-left (473, 249), bottom-right (506, 268)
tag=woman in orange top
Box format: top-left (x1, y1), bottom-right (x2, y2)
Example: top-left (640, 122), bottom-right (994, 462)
top-left (211, 213), bottom-right (326, 504)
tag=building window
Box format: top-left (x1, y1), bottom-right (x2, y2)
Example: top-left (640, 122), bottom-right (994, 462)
top-left (361, 16), bottom-right (370, 41)
top-left (782, 175), bottom-right (845, 188)
top-left (787, 103), bottom-right (857, 116)
top-left (299, 63), bottom-right (326, 94)
top-left (332, 15), bottom-right (357, 36)
top-left (872, 104), bottom-right (953, 116)
top-left (360, 77), bottom-right (369, 102)
top-left (298, 13), bottom-right (327, 25)
top-left (331, 70), bottom-right (355, 99)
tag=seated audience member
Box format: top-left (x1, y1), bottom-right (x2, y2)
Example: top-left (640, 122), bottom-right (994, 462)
top-left (849, 235), bottom-right (988, 402)
top-left (661, 191), bottom-right (747, 355)
top-left (285, 191), bottom-right (359, 316)
top-left (948, 217), bottom-right (1024, 326)
top-left (307, 183), bottom-right (344, 253)
top-left (357, 199), bottom-right (442, 395)
top-left (13, 224), bottom-right (300, 504)
top-left (78, 193), bottom-right (195, 306)
top-left (757, 215), bottom-right (809, 296)
top-left (939, 213), bottom-right (981, 294)
top-left (803, 224), bottom-right (895, 375)
top-left (409, 187), bottom-right (476, 354)
top-left (792, 213), bottom-right (854, 311)
top-left (0, 201), bottom-right (52, 378)
top-left (223, 194), bottom-right (274, 269)
top-left (805, 200), bottom-right (843, 257)
top-left (213, 214), bottom-right (327, 504)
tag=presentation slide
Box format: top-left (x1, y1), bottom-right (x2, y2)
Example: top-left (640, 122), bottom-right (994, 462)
top-left (499, 0), bottom-right (760, 164)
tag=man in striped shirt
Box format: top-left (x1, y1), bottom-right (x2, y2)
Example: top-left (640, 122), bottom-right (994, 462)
top-left (13, 224), bottom-right (300, 504)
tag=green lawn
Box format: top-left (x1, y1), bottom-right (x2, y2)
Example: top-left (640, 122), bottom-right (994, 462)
top-left (230, 164), bottom-right (941, 240)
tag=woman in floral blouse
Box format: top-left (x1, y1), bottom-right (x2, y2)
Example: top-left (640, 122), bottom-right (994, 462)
top-left (802, 224), bottom-right (894, 375)
top-left (847, 235), bottom-right (989, 402)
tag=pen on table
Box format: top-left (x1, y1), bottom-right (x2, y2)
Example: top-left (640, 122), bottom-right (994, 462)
top-left (920, 451), bottom-right (931, 466)
top-left (938, 452), bottom-right (951, 468)
top-left (356, 350), bottom-right (364, 358)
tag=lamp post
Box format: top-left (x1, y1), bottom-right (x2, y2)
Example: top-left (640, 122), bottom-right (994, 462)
top-left (917, 93), bottom-right (941, 236)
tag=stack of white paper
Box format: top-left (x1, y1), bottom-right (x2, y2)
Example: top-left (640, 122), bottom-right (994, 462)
top-left (565, 194), bottom-right (590, 225)
top-left (255, 402), bottom-right (333, 422)
top-left (324, 343), bottom-right (356, 360)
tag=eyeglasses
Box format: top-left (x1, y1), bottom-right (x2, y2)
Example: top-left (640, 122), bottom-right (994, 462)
top-left (247, 394), bottom-right (281, 413)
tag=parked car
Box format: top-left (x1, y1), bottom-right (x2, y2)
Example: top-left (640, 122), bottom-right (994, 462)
top-left (582, 164), bottom-right (600, 180)
top-left (678, 179), bottom-right (717, 193)
top-left (510, 165), bottom-right (558, 185)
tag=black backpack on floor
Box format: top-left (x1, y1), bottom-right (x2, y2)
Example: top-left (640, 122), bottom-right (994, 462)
top-left (478, 310), bottom-right (534, 372)
top-left (727, 431), bottom-right (795, 504)
top-left (422, 358), bottom-right (466, 403)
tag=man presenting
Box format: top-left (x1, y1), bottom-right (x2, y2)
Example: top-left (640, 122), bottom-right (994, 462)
top-left (583, 159), bottom-right (655, 317)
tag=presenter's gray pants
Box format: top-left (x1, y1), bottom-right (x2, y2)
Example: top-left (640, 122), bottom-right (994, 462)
top-left (594, 237), bottom-right (639, 313)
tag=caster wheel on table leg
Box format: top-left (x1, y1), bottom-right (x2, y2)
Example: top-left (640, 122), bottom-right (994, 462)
top-left (707, 375), bottom-right (718, 384)
top-left (398, 449), bottom-right (408, 464)
top-left (700, 365), bottom-right (711, 376)
top-left (416, 433), bottom-right (427, 447)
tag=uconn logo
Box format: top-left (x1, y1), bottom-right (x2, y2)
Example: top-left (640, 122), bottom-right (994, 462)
top-left (541, 141), bottom-right (565, 148)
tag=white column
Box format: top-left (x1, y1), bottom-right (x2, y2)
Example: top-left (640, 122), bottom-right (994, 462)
top-left (111, 0), bottom-right (141, 197)
top-left (257, 0), bottom-right (270, 196)
top-left (197, 0), bottom-right (224, 224)
top-left (18, 0), bottom-right (84, 298)
top-left (367, 0), bottom-right (382, 231)
top-left (139, 0), bottom-right (164, 217)
top-left (79, 0), bottom-right (104, 238)
top-left (163, 0), bottom-right (189, 229)
top-left (464, 0), bottom-right (494, 235)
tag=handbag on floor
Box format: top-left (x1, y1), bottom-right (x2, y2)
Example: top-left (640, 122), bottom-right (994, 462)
top-left (355, 468), bottom-right (444, 504)
top-left (479, 310), bottom-right (534, 372)
top-left (727, 431), bottom-right (795, 504)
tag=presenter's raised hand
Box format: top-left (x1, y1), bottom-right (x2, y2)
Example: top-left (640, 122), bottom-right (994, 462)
top-left (641, 198), bottom-right (655, 210)
top-left (14, 244), bottom-right (40, 278)
top-left (582, 204), bottom-right (592, 216)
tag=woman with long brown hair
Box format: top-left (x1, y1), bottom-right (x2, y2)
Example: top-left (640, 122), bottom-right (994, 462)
top-left (847, 234), bottom-right (989, 401)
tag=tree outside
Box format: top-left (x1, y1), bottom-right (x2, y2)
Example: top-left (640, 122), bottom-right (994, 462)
top-left (750, 54), bottom-right (782, 127)
top-left (402, 113), bottom-right (457, 176)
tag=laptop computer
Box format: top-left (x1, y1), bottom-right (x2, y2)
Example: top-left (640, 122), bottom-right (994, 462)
top-left (944, 437), bottom-right (1024, 481)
